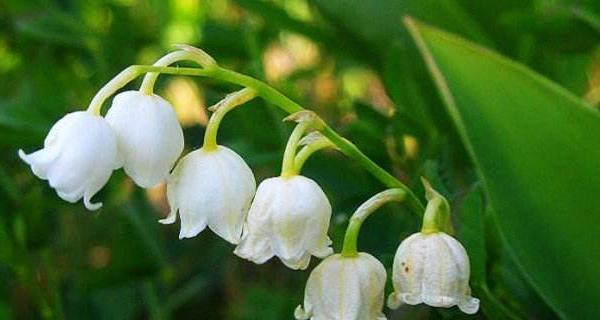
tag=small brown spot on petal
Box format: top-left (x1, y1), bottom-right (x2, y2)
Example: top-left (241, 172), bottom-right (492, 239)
top-left (404, 266), bottom-right (410, 273)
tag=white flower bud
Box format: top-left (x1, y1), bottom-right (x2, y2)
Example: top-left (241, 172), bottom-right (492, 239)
top-left (18, 111), bottom-right (119, 210)
top-left (295, 253), bottom-right (387, 320)
top-left (387, 232), bottom-right (480, 314)
top-left (105, 90), bottom-right (184, 188)
top-left (234, 175), bottom-right (333, 270)
top-left (162, 146), bottom-right (256, 243)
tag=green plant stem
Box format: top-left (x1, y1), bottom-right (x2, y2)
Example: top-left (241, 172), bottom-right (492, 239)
top-left (139, 45), bottom-right (217, 95)
top-left (139, 50), bottom-right (205, 95)
top-left (294, 139), bottom-right (335, 172)
top-left (420, 197), bottom-right (443, 233)
top-left (420, 177), bottom-right (454, 234)
top-left (86, 64), bottom-right (424, 213)
top-left (341, 189), bottom-right (406, 257)
top-left (203, 88), bottom-right (257, 151)
top-left (281, 121), bottom-right (311, 177)
top-left (143, 280), bottom-right (169, 320)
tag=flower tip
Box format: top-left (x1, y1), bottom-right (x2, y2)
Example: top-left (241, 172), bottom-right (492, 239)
top-left (233, 240), bottom-right (274, 265)
top-left (386, 292), bottom-right (403, 309)
top-left (178, 223), bottom-right (207, 240)
top-left (83, 195), bottom-right (102, 211)
top-left (459, 297), bottom-right (480, 314)
top-left (158, 210), bottom-right (177, 224)
top-left (309, 241), bottom-right (334, 258)
top-left (294, 305), bottom-right (310, 320)
top-left (292, 260), bottom-right (310, 270)
top-left (132, 175), bottom-right (163, 189)
top-left (17, 149), bottom-right (29, 162)
top-left (280, 254), bottom-right (311, 270)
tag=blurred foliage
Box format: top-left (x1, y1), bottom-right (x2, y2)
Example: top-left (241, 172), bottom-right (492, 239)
top-left (0, 0), bottom-right (598, 319)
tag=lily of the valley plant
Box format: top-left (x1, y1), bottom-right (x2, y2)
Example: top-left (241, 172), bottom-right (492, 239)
top-left (19, 45), bottom-right (479, 319)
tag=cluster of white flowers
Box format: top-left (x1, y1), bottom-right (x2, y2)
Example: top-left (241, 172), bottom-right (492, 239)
top-left (19, 79), bottom-right (333, 270)
top-left (19, 47), bottom-right (479, 319)
top-left (19, 89), bottom-right (183, 210)
top-left (294, 231), bottom-right (480, 319)
top-left (295, 186), bottom-right (479, 319)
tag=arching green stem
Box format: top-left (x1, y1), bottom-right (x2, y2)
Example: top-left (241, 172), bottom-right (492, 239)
top-left (203, 88), bottom-right (257, 151)
top-left (87, 46), bottom-right (216, 115)
top-left (281, 121), bottom-right (311, 177)
top-left (140, 45), bottom-right (216, 95)
top-left (294, 133), bottom-right (336, 173)
top-left (86, 61), bottom-right (425, 214)
top-left (341, 189), bottom-right (407, 257)
top-left (87, 66), bottom-right (141, 115)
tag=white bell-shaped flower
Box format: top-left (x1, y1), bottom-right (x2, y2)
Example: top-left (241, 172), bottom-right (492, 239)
top-left (18, 111), bottom-right (120, 210)
top-left (105, 90), bottom-right (184, 188)
top-left (387, 232), bottom-right (480, 314)
top-left (295, 253), bottom-right (387, 320)
top-left (162, 146), bottom-right (256, 243)
top-left (234, 175), bottom-right (333, 270)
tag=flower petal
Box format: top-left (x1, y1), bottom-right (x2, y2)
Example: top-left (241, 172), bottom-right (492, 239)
top-left (106, 91), bottom-right (184, 188)
top-left (294, 304), bottom-right (311, 320)
top-left (159, 209), bottom-right (177, 224)
top-left (166, 147), bottom-right (256, 242)
top-left (19, 111), bottom-right (118, 211)
top-left (459, 296), bottom-right (480, 314)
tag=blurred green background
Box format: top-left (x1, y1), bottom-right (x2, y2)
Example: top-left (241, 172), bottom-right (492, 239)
top-left (1, 0), bottom-right (599, 319)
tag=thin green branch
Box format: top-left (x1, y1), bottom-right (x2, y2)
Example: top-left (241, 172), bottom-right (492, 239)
top-left (87, 64), bottom-right (425, 214)
top-left (294, 133), bottom-right (336, 172)
top-left (342, 188), bottom-right (407, 257)
top-left (281, 121), bottom-right (311, 177)
top-left (203, 88), bottom-right (257, 151)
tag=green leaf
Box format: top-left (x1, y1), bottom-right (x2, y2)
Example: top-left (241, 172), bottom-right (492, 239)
top-left (311, 0), bottom-right (493, 53)
top-left (457, 184), bottom-right (486, 286)
top-left (458, 185), bottom-right (523, 320)
top-left (310, 0), bottom-right (494, 132)
top-left (405, 17), bottom-right (600, 319)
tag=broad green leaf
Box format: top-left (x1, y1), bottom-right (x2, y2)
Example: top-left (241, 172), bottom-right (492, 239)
top-left (457, 184), bottom-right (486, 286)
top-left (458, 185), bottom-right (523, 319)
top-left (405, 17), bottom-right (600, 319)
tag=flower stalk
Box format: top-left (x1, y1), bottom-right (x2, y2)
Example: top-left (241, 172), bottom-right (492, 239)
top-left (86, 59), bottom-right (425, 214)
top-left (294, 132), bottom-right (336, 172)
top-left (203, 88), bottom-right (257, 151)
top-left (140, 45), bottom-right (217, 95)
top-left (420, 177), bottom-right (453, 234)
top-left (341, 188), bottom-right (407, 257)
top-left (280, 111), bottom-right (322, 177)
